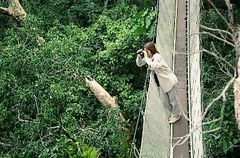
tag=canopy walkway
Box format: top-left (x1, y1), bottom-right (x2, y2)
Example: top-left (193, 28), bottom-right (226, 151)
top-left (139, 0), bottom-right (203, 157)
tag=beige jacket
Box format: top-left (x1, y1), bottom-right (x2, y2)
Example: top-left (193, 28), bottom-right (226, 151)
top-left (136, 53), bottom-right (178, 93)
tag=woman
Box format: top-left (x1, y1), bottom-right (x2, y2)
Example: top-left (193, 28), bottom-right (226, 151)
top-left (136, 42), bottom-right (181, 124)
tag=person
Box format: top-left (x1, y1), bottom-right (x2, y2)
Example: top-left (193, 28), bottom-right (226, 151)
top-left (136, 42), bottom-right (181, 124)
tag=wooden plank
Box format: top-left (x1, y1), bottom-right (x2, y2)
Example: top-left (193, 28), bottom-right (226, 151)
top-left (173, 0), bottom-right (190, 157)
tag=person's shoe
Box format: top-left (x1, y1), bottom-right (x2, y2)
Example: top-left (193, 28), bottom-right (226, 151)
top-left (168, 114), bottom-right (181, 124)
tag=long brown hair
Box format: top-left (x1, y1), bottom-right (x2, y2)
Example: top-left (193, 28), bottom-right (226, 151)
top-left (144, 42), bottom-right (158, 55)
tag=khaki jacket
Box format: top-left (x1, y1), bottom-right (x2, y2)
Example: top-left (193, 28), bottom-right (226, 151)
top-left (136, 53), bottom-right (178, 93)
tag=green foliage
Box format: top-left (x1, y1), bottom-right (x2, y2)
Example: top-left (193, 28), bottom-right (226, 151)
top-left (0, 0), bottom-right (156, 157)
top-left (201, 6), bottom-right (240, 158)
top-left (58, 137), bottom-right (101, 158)
top-left (81, 147), bottom-right (100, 158)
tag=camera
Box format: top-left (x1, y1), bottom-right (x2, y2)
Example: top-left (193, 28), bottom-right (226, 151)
top-left (137, 49), bottom-right (144, 58)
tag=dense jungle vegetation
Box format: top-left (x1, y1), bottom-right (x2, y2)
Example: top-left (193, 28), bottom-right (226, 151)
top-left (0, 0), bottom-right (240, 157)
top-left (0, 0), bottom-right (156, 157)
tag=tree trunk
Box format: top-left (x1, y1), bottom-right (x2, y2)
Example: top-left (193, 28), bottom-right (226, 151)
top-left (85, 76), bottom-right (125, 122)
top-left (0, 0), bottom-right (26, 21)
top-left (234, 28), bottom-right (240, 130)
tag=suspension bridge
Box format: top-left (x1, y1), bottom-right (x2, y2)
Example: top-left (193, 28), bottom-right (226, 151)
top-left (135, 0), bottom-right (203, 157)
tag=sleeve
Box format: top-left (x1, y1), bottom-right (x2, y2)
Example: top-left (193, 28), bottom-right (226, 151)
top-left (136, 54), bottom-right (146, 67)
top-left (144, 54), bottom-right (164, 70)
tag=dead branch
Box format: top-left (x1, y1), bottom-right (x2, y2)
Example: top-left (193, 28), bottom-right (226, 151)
top-left (49, 126), bottom-right (60, 130)
top-left (172, 77), bottom-right (235, 149)
top-left (211, 42), bottom-right (234, 77)
top-left (209, 133), bottom-right (221, 139)
top-left (172, 1), bottom-right (240, 150)
top-left (0, 7), bottom-right (9, 15)
top-left (202, 49), bottom-right (234, 70)
top-left (202, 31), bottom-right (235, 47)
top-left (215, 24), bottom-right (232, 43)
top-left (202, 127), bottom-right (221, 134)
top-left (202, 118), bottom-right (222, 126)
top-left (85, 76), bottom-right (125, 122)
top-left (201, 25), bottom-right (233, 37)
top-left (17, 110), bottom-right (31, 123)
top-left (207, 0), bottom-right (234, 32)
top-left (227, 138), bottom-right (240, 151)
top-left (216, 61), bottom-right (233, 78)
top-left (203, 77), bottom-right (235, 119)
top-left (224, 0), bottom-right (235, 26)
top-left (0, 0), bottom-right (26, 21)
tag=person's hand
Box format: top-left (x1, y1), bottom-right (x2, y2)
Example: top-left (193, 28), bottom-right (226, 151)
top-left (136, 49), bottom-right (143, 54)
top-left (137, 54), bottom-right (142, 58)
top-left (144, 50), bottom-right (148, 59)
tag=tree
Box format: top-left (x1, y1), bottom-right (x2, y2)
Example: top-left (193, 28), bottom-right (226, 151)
top-left (0, 0), bottom-right (26, 21)
top-left (201, 0), bottom-right (240, 157)
top-left (0, 1), bottom-right (156, 157)
top-left (203, 0), bottom-right (240, 129)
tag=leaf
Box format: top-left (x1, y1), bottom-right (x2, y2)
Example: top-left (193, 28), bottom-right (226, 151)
top-left (223, 141), bottom-right (228, 154)
top-left (134, 27), bottom-right (146, 35)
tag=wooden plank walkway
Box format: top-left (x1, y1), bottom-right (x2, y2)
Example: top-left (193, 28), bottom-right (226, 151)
top-left (173, 0), bottom-right (190, 158)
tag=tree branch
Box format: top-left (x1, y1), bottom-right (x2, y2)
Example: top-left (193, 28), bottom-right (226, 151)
top-left (0, 7), bottom-right (9, 15)
top-left (171, 77), bottom-right (234, 149)
top-left (203, 77), bottom-right (235, 119)
top-left (85, 76), bottom-right (126, 122)
top-left (202, 48), bottom-right (234, 70)
top-left (224, 0), bottom-right (235, 26)
top-left (0, 0), bottom-right (26, 21)
top-left (207, 0), bottom-right (234, 32)
top-left (201, 24), bottom-right (233, 37)
top-left (202, 31), bottom-right (235, 47)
